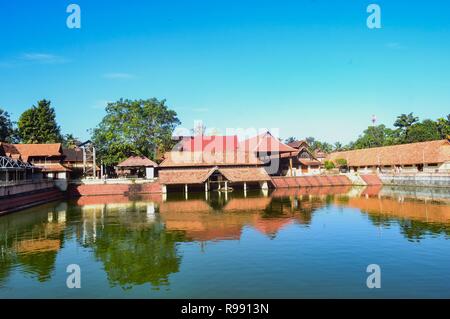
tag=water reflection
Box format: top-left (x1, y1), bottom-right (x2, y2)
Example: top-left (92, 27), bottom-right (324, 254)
top-left (1, 186), bottom-right (450, 292)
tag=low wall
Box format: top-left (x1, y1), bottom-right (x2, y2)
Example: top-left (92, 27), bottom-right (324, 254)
top-left (380, 174), bottom-right (450, 188)
top-left (69, 180), bottom-right (162, 197)
top-left (0, 188), bottom-right (64, 215)
top-left (0, 180), bottom-right (57, 197)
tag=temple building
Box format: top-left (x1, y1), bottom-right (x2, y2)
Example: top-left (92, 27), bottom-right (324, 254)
top-left (116, 156), bottom-right (158, 179)
top-left (327, 139), bottom-right (450, 174)
top-left (284, 140), bottom-right (322, 175)
top-left (0, 142), bottom-right (69, 180)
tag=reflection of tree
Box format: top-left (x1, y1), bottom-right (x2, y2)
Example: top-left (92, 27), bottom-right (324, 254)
top-left (399, 220), bottom-right (450, 242)
top-left (16, 250), bottom-right (59, 282)
top-left (90, 221), bottom-right (185, 289)
top-left (366, 213), bottom-right (450, 241)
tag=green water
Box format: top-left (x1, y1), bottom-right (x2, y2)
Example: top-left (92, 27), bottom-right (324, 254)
top-left (1, 187), bottom-right (450, 298)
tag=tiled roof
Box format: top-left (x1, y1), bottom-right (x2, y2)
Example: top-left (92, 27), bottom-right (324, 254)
top-left (299, 159), bottom-right (321, 166)
top-left (328, 139), bottom-right (450, 166)
top-left (219, 167), bottom-right (271, 182)
top-left (159, 168), bottom-right (216, 185)
top-left (158, 166), bottom-right (271, 185)
top-left (117, 156), bottom-right (158, 167)
top-left (11, 143), bottom-right (63, 161)
top-left (176, 135), bottom-right (239, 152)
top-left (159, 151), bottom-right (262, 167)
top-left (36, 163), bottom-right (71, 172)
top-left (287, 140), bottom-right (308, 149)
top-left (239, 131), bottom-right (297, 153)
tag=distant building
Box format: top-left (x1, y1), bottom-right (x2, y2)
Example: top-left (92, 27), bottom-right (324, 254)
top-left (116, 156), bottom-right (158, 179)
top-left (1, 143), bottom-right (70, 179)
top-left (327, 139), bottom-right (450, 174)
top-left (62, 147), bottom-right (99, 179)
top-left (283, 141), bottom-right (322, 175)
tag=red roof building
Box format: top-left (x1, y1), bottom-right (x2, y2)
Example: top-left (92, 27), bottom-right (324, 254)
top-left (177, 135), bottom-right (239, 152)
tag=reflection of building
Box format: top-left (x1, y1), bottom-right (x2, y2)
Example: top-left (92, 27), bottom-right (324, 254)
top-left (328, 139), bottom-right (450, 174)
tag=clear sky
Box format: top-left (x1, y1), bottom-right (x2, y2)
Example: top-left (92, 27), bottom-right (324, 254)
top-left (1, 0), bottom-right (449, 143)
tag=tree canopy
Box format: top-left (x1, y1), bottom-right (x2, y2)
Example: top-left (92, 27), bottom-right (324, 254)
top-left (0, 108), bottom-right (14, 142)
top-left (17, 99), bottom-right (62, 143)
top-left (91, 98), bottom-right (180, 166)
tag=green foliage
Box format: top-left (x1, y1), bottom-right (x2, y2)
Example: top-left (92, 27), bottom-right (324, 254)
top-left (62, 134), bottom-right (81, 148)
top-left (352, 124), bottom-right (398, 149)
top-left (324, 160), bottom-right (335, 170)
top-left (305, 136), bottom-right (333, 153)
top-left (91, 98), bottom-right (181, 166)
top-left (394, 112), bottom-right (419, 140)
top-left (17, 99), bottom-right (62, 143)
top-left (334, 158), bottom-right (348, 167)
top-left (0, 107), bottom-right (14, 142)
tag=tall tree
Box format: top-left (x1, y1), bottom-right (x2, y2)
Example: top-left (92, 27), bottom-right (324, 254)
top-left (0, 108), bottom-right (14, 142)
top-left (91, 98), bottom-right (180, 166)
top-left (62, 134), bottom-right (81, 148)
top-left (352, 124), bottom-right (397, 149)
top-left (436, 115), bottom-right (450, 139)
top-left (405, 119), bottom-right (441, 143)
top-left (17, 99), bottom-right (62, 143)
top-left (394, 112), bottom-right (419, 142)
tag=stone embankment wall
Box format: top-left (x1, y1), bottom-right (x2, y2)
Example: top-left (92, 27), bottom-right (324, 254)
top-left (380, 174), bottom-right (450, 188)
top-left (69, 180), bottom-right (162, 197)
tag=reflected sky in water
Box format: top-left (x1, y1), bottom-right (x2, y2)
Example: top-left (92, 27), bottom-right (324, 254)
top-left (1, 186), bottom-right (450, 298)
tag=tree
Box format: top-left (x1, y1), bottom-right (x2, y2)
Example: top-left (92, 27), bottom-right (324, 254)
top-left (0, 108), bottom-right (14, 142)
top-left (333, 142), bottom-right (343, 151)
top-left (17, 99), bottom-right (62, 143)
top-left (91, 98), bottom-right (180, 166)
top-left (436, 115), bottom-right (450, 139)
top-left (405, 119), bottom-right (441, 143)
top-left (324, 160), bottom-right (335, 170)
top-left (352, 124), bottom-right (397, 149)
top-left (285, 136), bottom-right (297, 144)
top-left (62, 134), bottom-right (81, 148)
top-left (394, 112), bottom-right (419, 142)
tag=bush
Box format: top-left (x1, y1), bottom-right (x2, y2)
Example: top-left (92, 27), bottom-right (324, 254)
top-left (324, 160), bottom-right (335, 170)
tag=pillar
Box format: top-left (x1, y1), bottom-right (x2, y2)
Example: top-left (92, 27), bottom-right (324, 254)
top-left (184, 184), bottom-right (188, 200)
top-left (205, 182), bottom-right (208, 192)
top-left (224, 181), bottom-right (228, 190)
top-left (260, 181), bottom-right (268, 190)
top-left (161, 184), bottom-right (167, 194)
top-left (243, 182), bottom-right (247, 192)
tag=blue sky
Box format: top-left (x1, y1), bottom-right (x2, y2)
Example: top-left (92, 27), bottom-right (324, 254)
top-left (1, 0), bottom-right (449, 143)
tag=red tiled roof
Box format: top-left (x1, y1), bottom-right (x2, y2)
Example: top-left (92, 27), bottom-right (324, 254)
top-left (239, 132), bottom-right (297, 153)
top-left (159, 151), bottom-right (262, 167)
top-left (177, 135), bottom-right (239, 152)
top-left (11, 143), bottom-right (63, 162)
top-left (328, 139), bottom-right (450, 166)
top-left (117, 156), bottom-right (158, 167)
top-left (299, 159), bottom-right (321, 166)
top-left (287, 140), bottom-right (308, 149)
top-left (36, 163), bottom-right (71, 172)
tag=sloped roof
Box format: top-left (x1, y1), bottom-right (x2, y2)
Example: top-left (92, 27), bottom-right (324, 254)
top-left (328, 139), bottom-right (450, 166)
top-left (287, 140), bottom-right (308, 149)
top-left (158, 166), bottom-right (271, 185)
top-left (12, 143), bottom-right (63, 161)
top-left (239, 131), bottom-right (297, 153)
top-left (159, 151), bottom-right (262, 167)
top-left (219, 167), bottom-right (271, 182)
top-left (176, 135), bottom-right (239, 152)
top-left (37, 163), bottom-right (71, 172)
top-left (159, 167), bottom-right (216, 185)
top-left (117, 156), bottom-right (158, 167)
